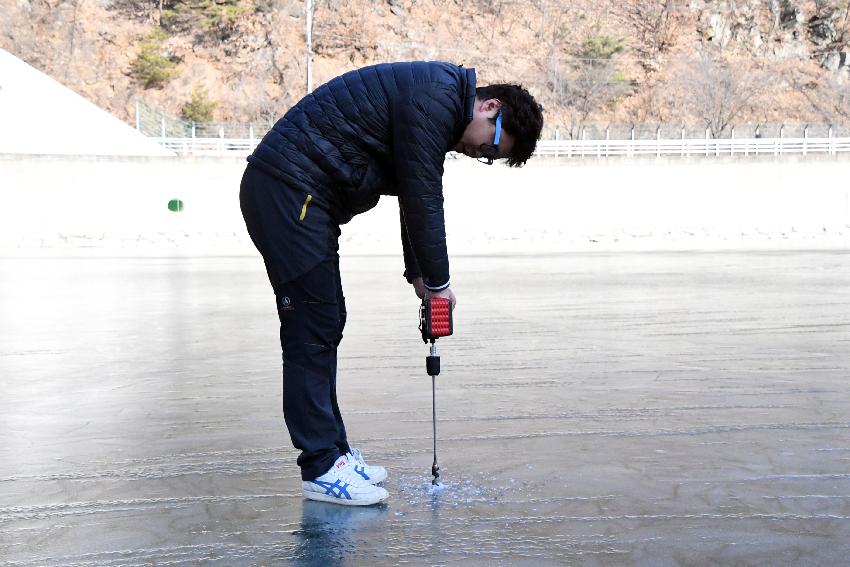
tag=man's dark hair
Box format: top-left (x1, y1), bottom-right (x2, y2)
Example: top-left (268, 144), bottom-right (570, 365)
top-left (476, 83), bottom-right (544, 167)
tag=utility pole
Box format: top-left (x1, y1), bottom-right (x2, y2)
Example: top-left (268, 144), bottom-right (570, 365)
top-left (306, 0), bottom-right (314, 94)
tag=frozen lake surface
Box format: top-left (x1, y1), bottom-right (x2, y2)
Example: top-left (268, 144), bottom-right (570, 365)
top-left (1, 251), bottom-right (849, 565)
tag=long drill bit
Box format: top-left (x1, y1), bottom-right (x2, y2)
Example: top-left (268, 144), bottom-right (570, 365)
top-left (421, 298), bottom-right (451, 486)
top-left (431, 341), bottom-right (440, 485)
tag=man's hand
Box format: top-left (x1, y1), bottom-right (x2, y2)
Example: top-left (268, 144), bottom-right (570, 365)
top-left (428, 286), bottom-right (456, 309)
top-left (412, 277), bottom-right (457, 308)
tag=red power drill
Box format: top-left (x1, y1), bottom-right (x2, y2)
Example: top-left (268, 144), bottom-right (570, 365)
top-left (419, 297), bottom-right (453, 485)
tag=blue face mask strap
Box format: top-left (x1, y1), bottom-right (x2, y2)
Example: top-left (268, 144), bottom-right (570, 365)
top-left (494, 111), bottom-right (502, 146)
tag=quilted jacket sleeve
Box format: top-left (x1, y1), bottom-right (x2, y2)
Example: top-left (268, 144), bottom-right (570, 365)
top-left (399, 205), bottom-right (421, 283)
top-left (392, 83), bottom-right (459, 291)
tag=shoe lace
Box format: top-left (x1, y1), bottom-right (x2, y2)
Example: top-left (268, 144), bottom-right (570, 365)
top-left (348, 447), bottom-right (366, 466)
top-left (336, 457), bottom-right (369, 486)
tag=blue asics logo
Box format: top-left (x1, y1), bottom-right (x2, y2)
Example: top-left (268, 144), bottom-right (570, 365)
top-left (312, 479), bottom-right (351, 499)
top-left (353, 465), bottom-right (370, 481)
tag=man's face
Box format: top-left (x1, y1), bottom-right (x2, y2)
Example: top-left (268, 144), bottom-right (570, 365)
top-left (453, 97), bottom-right (515, 162)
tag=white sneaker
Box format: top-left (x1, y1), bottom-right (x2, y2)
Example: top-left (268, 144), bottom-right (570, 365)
top-left (346, 447), bottom-right (388, 484)
top-left (303, 455), bottom-right (389, 506)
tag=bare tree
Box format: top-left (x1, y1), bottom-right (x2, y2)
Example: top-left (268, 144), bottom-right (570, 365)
top-left (623, 78), bottom-right (675, 125)
top-left (676, 52), bottom-right (767, 137)
top-left (618, 0), bottom-right (682, 68)
top-left (547, 38), bottom-right (630, 138)
top-left (528, 0), bottom-right (573, 47)
top-left (469, 0), bottom-right (517, 44)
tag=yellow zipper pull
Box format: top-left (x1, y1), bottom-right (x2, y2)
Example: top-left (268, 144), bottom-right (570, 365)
top-left (299, 194), bottom-right (312, 221)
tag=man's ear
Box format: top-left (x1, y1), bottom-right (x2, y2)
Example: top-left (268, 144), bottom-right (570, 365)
top-left (482, 98), bottom-right (501, 116)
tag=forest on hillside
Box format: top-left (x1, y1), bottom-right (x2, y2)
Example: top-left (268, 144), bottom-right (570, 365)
top-left (2, 0), bottom-right (850, 136)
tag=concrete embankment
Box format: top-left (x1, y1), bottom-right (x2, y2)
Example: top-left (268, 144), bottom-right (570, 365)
top-left (1, 154), bottom-right (848, 256)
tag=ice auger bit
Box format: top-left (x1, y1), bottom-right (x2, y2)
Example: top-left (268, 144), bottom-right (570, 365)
top-left (419, 297), bottom-right (453, 485)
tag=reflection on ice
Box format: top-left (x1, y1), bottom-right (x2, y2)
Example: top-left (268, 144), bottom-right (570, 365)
top-left (292, 500), bottom-right (390, 566)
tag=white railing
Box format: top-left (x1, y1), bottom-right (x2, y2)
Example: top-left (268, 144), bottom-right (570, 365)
top-left (155, 135), bottom-right (850, 158)
top-left (159, 137), bottom-right (256, 156)
top-left (535, 136), bottom-right (850, 158)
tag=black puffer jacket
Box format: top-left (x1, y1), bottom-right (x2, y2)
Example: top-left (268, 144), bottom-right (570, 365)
top-left (247, 61), bottom-right (477, 291)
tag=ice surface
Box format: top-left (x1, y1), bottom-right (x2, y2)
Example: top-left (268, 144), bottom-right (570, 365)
top-left (1, 252), bottom-right (850, 565)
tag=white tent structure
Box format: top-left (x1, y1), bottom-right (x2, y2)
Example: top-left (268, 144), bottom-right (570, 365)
top-left (0, 48), bottom-right (173, 156)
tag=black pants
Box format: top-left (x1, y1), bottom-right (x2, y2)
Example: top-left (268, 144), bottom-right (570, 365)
top-left (239, 165), bottom-right (350, 481)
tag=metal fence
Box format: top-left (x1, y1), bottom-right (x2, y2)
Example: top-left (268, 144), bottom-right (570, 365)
top-left (535, 133), bottom-right (850, 158)
top-left (135, 98), bottom-right (272, 140)
top-left (153, 132), bottom-right (850, 158)
top-left (539, 123), bottom-right (850, 140)
top-left (138, 98), bottom-right (850, 158)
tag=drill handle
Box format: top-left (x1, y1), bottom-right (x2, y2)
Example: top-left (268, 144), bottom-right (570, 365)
top-left (420, 297), bottom-right (454, 343)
